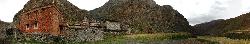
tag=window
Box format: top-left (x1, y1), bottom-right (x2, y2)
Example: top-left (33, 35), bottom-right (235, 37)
top-left (26, 24), bottom-right (29, 30)
top-left (34, 21), bottom-right (38, 29)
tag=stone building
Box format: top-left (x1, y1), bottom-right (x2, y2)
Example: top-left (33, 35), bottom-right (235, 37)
top-left (11, 0), bottom-right (106, 42)
top-left (13, 0), bottom-right (89, 36)
top-left (17, 5), bottom-right (63, 36)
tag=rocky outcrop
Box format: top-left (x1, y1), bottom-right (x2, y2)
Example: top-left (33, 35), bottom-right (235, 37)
top-left (90, 0), bottom-right (192, 33)
top-left (0, 20), bottom-right (9, 29)
top-left (0, 20), bottom-right (10, 39)
top-left (194, 13), bottom-right (250, 35)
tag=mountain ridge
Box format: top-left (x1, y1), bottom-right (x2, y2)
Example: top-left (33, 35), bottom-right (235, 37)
top-left (90, 0), bottom-right (193, 33)
top-left (193, 12), bottom-right (250, 35)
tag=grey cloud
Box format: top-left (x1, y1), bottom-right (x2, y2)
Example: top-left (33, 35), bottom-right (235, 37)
top-left (188, 14), bottom-right (218, 25)
top-left (188, 0), bottom-right (227, 25)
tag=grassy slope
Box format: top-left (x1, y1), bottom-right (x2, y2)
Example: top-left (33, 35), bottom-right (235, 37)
top-left (13, 32), bottom-right (194, 44)
top-left (198, 36), bottom-right (250, 44)
top-left (85, 32), bottom-right (215, 44)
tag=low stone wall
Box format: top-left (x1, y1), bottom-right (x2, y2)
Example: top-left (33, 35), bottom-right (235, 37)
top-left (63, 27), bottom-right (104, 42)
top-left (10, 27), bottom-right (104, 43)
top-left (75, 27), bottom-right (104, 41)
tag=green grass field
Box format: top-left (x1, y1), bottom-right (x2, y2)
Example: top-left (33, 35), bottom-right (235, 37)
top-left (84, 32), bottom-right (215, 44)
top-left (197, 36), bottom-right (250, 44)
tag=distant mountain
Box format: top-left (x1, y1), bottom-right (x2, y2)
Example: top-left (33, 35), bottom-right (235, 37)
top-left (194, 13), bottom-right (250, 35)
top-left (90, 0), bottom-right (193, 33)
top-left (193, 19), bottom-right (225, 35)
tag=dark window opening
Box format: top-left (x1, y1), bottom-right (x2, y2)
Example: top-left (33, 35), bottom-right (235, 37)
top-left (34, 21), bottom-right (38, 29)
top-left (26, 24), bottom-right (30, 30)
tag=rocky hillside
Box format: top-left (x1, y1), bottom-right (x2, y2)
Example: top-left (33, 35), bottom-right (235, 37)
top-left (90, 0), bottom-right (193, 33)
top-left (194, 13), bottom-right (250, 35)
top-left (13, 0), bottom-right (90, 24)
top-left (0, 20), bottom-right (9, 39)
top-left (0, 20), bottom-right (10, 31)
top-left (0, 20), bottom-right (9, 29)
top-left (193, 19), bottom-right (225, 35)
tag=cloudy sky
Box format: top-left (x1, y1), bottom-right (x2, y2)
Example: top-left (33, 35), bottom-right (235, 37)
top-left (0, 0), bottom-right (250, 25)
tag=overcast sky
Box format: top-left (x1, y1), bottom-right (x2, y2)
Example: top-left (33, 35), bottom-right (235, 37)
top-left (0, 0), bottom-right (250, 25)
